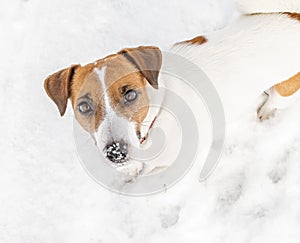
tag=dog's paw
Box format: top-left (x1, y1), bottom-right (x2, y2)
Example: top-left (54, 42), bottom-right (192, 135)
top-left (257, 102), bottom-right (277, 121)
top-left (116, 161), bottom-right (144, 182)
top-left (257, 106), bottom-right (276, 121)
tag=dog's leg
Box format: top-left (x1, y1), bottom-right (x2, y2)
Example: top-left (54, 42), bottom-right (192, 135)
top-left (257, 73), bottom-right (300, 121)
top-left (257, 88), bottom-right (283, 121)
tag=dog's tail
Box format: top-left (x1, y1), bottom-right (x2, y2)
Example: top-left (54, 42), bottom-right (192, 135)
top-left (235, 0), bottom-right (300, 14)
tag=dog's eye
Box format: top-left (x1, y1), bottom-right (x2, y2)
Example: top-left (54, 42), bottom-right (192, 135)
top-left (124, 89), bottom-right (137, 103)
top-left (78, 102), bottom-right (93, 115)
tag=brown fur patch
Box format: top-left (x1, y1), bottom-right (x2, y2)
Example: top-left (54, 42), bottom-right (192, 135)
top-left (98, 54), bottom-right (150, 126)
top-left (70, 63), bottom-right (105, 133)
top-left (44, 64), bottom-right (79, 116)
top-left (44, 46), bottom-right (161, 137)
top-left (176, 36), bottom-right (207, 46)
top-left (69, 52), bottom-right (150, 133)
top-left (287, 12), bottom-right (300, 22)
top-left (275, 72), bottom-right (300, 97)
top-left (118, 46), bottom-right (162, 89)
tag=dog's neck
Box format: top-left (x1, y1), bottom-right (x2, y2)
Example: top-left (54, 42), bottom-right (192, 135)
top-left (140, 54), bottom-right (213, 175)
top-left (139, 79), bottom-right (165, 141)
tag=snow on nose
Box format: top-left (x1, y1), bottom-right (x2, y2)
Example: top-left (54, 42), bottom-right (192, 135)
top-left (104, 142), bottom-right (128, 165)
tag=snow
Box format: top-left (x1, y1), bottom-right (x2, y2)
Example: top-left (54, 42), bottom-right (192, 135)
top-left (1, 0), bottom-right (300, 242)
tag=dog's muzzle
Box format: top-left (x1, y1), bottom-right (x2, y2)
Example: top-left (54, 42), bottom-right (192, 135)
top-left (104, 141), bottom-right (128, 164)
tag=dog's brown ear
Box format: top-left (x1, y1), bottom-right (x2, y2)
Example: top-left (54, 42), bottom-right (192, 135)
top-left (118, 46), bottom-right (162, 89)
top-left (44, 65), bottom-right (79, 116)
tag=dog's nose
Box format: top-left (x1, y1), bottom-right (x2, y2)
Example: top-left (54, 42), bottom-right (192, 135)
top-left (104, 142), bottom-right (128, 164)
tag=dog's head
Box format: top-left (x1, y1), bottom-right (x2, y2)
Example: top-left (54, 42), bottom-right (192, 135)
top-left (44, 46), bottom-right (163, 168)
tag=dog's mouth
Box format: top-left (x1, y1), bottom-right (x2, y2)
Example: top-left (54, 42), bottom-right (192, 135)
top-left (101, 116), bottom-right (158, 168)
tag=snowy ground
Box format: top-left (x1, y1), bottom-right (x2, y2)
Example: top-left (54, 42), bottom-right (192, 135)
top-left (1, 0), bottom-right (300, 242)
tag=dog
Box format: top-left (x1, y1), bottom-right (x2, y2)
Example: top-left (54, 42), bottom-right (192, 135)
top-left (44, 0), bottom-right (300, 178)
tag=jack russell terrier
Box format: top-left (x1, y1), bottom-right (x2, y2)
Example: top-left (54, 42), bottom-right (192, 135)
top-left (44, 0), bottom-right (300, 178)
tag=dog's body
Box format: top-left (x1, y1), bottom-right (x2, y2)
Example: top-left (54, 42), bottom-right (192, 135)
top-left (172, 12), bottom-right (300, 121)
top-left (44, 0), bottom-right (300, 178)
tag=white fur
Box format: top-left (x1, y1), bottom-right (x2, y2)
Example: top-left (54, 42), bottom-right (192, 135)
top-left (94, 66), bottom-right (140, 153)
top-left (258, 87), bottom-right (300, 121)
top-left (144, 72), bottom-right (213, 175)
top-left (171, 13), bottom-right (300, 122)
top-left (91, 1), bottom-right (300, 177)
top-left (139, 82), bottom-right (165, 140)
top-left (94, 66), bottom-right (166, 176)
top-left (235, 0), bottom-right (300, 14)
top-left (146, 3), bottom-right (300, 175)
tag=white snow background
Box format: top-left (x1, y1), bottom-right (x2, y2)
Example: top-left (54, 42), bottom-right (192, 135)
top-left (1, 0), bottom-right (300, 242)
